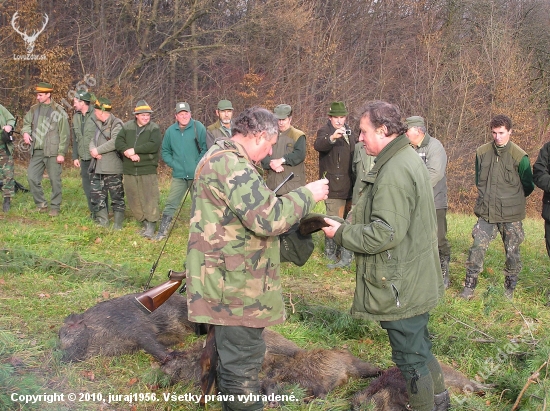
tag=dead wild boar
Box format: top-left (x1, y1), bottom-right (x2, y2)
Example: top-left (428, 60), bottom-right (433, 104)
top-left (351, 363), bottom-right (491, 411)
top-left (59, 292), bottom-right (194, 362)
top-left (160, 327), bottom-right (303, 387)
top-left (261, 348), bottom-right (382, 402)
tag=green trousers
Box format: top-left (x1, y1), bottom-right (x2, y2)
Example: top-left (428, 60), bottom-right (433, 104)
top-left (79, 159), bottom-right (93, 212)
top-left (27, 149), bottom-right (62, 210)
top-left (214, 325), bottom-right (265, 411)
top-left (380, 313), bottom-right (442, 411)
top-left (123, 174), bottom-right (159, 222)
top-left (162, 177), bottom-right (192, 217)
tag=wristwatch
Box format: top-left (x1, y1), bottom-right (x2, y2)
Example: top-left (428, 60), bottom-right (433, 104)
top-left (281, 157), bottom-right (286, 164)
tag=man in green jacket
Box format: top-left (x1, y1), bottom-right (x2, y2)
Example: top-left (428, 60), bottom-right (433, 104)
top-left (322, 101), bottom-right (448, 411)
top-left (459, 115), bottom-right (534, 300)
top-left (115, 100), bottom-right (162, 238)
top-left (71, 90), bottom-right (95, 215)
top-left (260, 104), bottom-right (307, 195)
top-left (0, 103), bottom-right (16, 212)
top-left (89, 97), bottom-right (125, 229)
top-left (155, 102), bottom-right (207, 240)
top-left (186, 107), bottom-right (329, 411)
top-left (22, 82), bottom-right (70, 217)
top-left (206, 99), bottom-right (233, 149)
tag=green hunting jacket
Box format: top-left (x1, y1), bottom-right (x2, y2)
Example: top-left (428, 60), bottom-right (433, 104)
top-left (186, 139), bottom-right (317, 328)
top-left (0, 104), bottom-right (16, 154)
top-left (21, 100), bottom-right (69, 157)
top-left (89, 113), bottom-right (124, 175)
top-left (474, 141), bottom-right (534, 223)
top-left (71, 105), bottom-right (95, 161)
top-left (115, 120), bottom-right (161, 175)
top-left (334, 135), bottom-right (443, 321)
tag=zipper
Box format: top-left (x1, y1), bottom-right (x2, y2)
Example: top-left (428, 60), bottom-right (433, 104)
top-left (391, 284), bottom-right (400, 308)
top-left (373, 219), bottom-right (394, 242)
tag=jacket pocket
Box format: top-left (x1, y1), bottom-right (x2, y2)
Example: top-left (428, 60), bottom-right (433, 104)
top-left (203, 253), bottom-right (247, 307)
top-left (361, 262), bottom-right (403, 316)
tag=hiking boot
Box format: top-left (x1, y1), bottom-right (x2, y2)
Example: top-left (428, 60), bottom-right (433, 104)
top-left (141, 220), bottom-right (156, 239)
top-left (3, 197), bottom-right (10, 212)
top-left (94, 208), bottom-right (109, 227)
top-left (433, 390), bottom-right (450, 411)
top-left (328, 247), bottom-right (353, 269)
top-left (439, 254), bottom-right (451, 289)
top-left (504, 275), bottom-right (518, 300)
top-left (37, 203), bottom-right (48, 213)
top-left (325, 237), bottom-right (338, 262)
top-left (154, 214), bottom-right (173, 241)
top-left (459, 273), bottom-right (478, 299)
top-left (48, 208), bottom-right (59, 217)
top-left (113, 211), bottom-right (124, 230)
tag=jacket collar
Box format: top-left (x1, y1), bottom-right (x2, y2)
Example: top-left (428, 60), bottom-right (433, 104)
top-left (365, 135), bottom-right (410, 183)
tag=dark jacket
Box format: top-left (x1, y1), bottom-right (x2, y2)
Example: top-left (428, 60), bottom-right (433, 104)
top-left (474, 141), bottom-right (534, 223)
top-left (314, 120), bottom-right (356, 199)
top-left (115, 120), bottom-right (161, 175)
top-left (334, 135), bottom-right (443, 321)
top-left (533, 141), bottom-right (550, 221)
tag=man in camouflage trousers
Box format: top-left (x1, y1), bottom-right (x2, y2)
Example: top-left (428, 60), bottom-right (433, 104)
top-left (0, 103), bottom-right (16, 212)
top-left (186, 107), bottom-right (329, 411)
top-left (459, 115), bottom-right (534, 300)
top-left (89, 97), bottom-right (125, 229)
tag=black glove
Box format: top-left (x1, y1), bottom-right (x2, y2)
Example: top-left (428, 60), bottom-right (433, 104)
top-left (1, 130), bottom-right (13, 144)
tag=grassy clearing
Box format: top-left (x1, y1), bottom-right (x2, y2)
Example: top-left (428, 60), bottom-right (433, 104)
top-left (1, 165), bottom-right (549, 410)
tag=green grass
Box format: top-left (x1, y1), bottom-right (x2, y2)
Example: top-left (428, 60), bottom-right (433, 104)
top-left (1, 165), bottom-right (550, 410)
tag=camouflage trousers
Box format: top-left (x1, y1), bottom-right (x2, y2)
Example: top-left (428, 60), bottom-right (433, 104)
top-left (0, 147), bottom-right (14, 198)
top-left (465, 217), bottom-right (524, 278)
top-left (90, 173), bottom-right (125, 213)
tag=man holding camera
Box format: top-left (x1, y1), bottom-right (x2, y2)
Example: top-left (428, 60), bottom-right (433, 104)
top-left (0, 103), bottom-right (16, 212)
top-left (314, 101), bottom-right (357, 268)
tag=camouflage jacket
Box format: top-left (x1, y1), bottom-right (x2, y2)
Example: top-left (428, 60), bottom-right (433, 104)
top-left (186, 139), bottom-right (317, 327)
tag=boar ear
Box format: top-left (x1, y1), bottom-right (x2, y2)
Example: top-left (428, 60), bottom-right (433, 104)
top-left (64, 313), bottom-right (85, 328)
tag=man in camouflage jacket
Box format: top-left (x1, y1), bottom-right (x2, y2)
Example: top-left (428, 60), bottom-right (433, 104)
top-left (186, 107), bottom-right (329, 411)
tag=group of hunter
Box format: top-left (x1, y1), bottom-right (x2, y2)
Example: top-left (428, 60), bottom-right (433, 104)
top-left (2, 82), bottom-right (550, 411)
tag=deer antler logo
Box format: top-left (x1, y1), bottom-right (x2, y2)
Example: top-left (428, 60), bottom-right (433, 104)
top-left (11, 12), bottom-right (49, 55)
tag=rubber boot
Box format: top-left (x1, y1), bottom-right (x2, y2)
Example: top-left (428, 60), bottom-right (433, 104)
top-left (433, 390), bottom-right (450, 411)
top-left (113, 211), bottom-right (124, 230)
top-left (3, 197), bottom-right (10, 212)
top-left (405, 372), bottom-right (434, 411)
top-left (328, 247), bottom-right (353, 269)
top-left (439, 254), bottom-right (450, 289)
top-left (154, 214), bottom-right (173, 241)
top-left (325, 237), bottom-right (338, 262)
top-left (459, 273), bottom-right (478, 299)
top-left (141, 220), bottom-right (156, 239)
top-left (504, 275), bottom-right (518, 299)
top-left (94, 208), bottom-right (109, 227)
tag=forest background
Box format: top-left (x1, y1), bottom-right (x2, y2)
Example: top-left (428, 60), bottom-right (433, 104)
top-left (2, 0), bottom-right (550, 213)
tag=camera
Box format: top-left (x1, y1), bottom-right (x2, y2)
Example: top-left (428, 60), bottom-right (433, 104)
top-left (344, 129), bottom-right (351, 136)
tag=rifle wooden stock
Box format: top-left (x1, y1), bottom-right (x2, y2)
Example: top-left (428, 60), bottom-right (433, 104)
top-left (133, 270), bottom-right (186, 314)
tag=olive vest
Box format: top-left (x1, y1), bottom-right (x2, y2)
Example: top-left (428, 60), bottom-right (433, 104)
top-left (474, 142), bottom-right (527, 223)
top-left (266, 126), bottom-right (306, 195)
